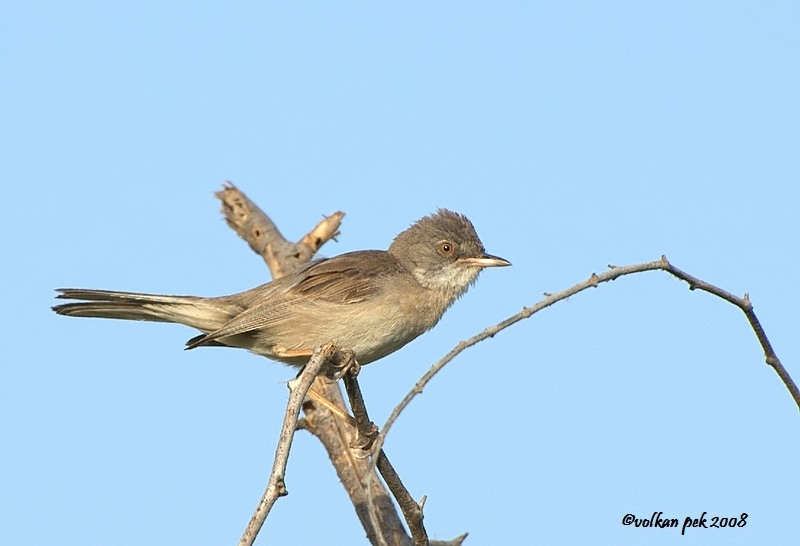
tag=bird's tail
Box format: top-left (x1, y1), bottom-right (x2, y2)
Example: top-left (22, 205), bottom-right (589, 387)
top-left (53, 288), bottom-right (241, 334)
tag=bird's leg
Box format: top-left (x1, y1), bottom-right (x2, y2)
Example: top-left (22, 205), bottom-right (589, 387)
top-left (304, 385), bottom-right (356, 426)
top-left (273, 345), bottom-right (314, 359)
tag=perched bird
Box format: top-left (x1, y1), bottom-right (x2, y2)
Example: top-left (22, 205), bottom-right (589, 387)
top-left (53, 209), bottom-right (510, 367)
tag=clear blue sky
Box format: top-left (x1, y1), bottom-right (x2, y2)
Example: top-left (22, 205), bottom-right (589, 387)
top-left (3, 3), bottom-right (799, 545)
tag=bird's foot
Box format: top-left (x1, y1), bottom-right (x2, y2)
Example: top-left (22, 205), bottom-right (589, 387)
top-left (325, 347), bottom-right (360, 380)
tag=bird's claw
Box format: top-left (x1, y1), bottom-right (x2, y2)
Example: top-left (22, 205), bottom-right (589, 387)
top-left (325, 347), bottom-right (360, 380)
top-left (350, 421), bottom-right (379, 451)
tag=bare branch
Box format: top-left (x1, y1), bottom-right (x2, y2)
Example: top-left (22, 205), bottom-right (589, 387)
top-left (302, 377), bottom-right (468, 546)
top-left (341, 371), bottom-right (379, 450)
top-left (341, 371), bottom-right (429, 545)
top-left (658, 259), bottom-right (797, 405)
top-left (238, 343), bottom-right (334, 546)
top-left (299, 378), bottom-right (411, 546)
top-left (373, 255), bottom-right (797, 460)
top-left (215, 182), bottom-right (344, 277)
top-left (375, 451), bottom-right (428, 546)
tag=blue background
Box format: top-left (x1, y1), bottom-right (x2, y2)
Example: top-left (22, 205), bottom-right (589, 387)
top-left (3, 3), bottom-right (798, 544)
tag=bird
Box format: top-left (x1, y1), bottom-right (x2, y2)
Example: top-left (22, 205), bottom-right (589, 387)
top-left (53, 209), bottom-right (510, 367)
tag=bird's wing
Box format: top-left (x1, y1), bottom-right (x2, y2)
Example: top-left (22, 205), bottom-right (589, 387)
top-left (186, 251), bottom-right (405, 349)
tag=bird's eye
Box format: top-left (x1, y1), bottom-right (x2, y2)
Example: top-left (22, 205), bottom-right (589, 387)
top-left (438, 241), bottom-right (455, 256)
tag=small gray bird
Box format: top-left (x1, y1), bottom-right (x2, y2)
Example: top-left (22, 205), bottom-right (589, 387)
top-left (53, 209), bottom-right (510, 367)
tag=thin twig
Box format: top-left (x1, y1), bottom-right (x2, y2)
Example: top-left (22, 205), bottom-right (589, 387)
top-left (375, 451), bottom-right (428, 546)
top-left (298, 377), bottom-right (411, 546)
top-left (238, 343), bottom-right (334, 546)
top-left (342, 371), bottom-right (429, 545)
top-left (372, 255), bottom-right (797, 461)
top-left (660, 258), bottom-right (798, 405)
top-left (342, 371), bottom-right (379, 450)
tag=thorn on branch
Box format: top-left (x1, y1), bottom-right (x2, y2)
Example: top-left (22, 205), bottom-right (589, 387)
top-left (277, 480), bottom-right (288, 497)
top-left (766, 355), bottom-right (779, 366)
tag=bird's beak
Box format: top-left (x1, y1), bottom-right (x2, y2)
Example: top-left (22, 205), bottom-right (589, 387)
top-left (458, 254), bottom-right (511, 268)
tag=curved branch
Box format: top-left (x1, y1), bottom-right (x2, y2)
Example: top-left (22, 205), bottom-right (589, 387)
top-left (373, 255), bottom-right (797, 460)
top-left (659, 259), bottom-right (797, 404)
